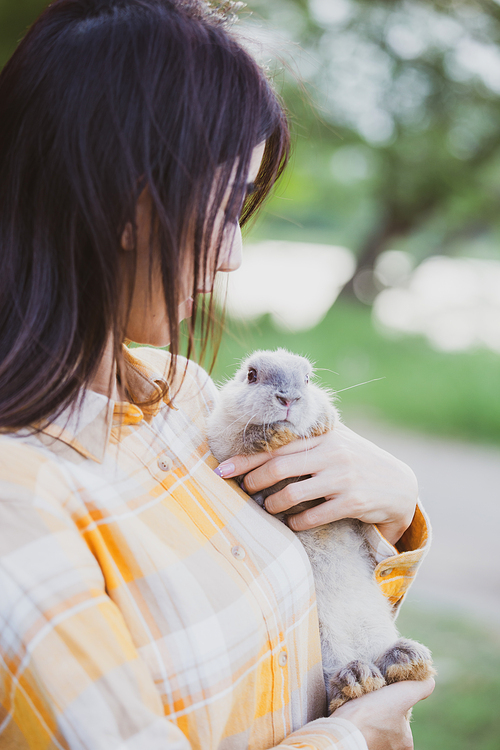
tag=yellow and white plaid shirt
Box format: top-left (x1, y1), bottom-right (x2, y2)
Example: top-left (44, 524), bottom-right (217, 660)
top-left (0, 347), bottom-right (430, 750)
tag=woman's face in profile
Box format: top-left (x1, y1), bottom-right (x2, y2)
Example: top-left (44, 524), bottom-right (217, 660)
top-left (123, 141), bottom-right (266, 347)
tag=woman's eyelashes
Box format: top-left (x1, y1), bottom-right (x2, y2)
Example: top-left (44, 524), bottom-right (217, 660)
top-left (225, 183), bottom-right (256, 222)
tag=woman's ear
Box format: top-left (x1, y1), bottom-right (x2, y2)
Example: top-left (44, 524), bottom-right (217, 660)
top-left (121, 187), bottom-right (151, 251)
top-left (120, 222), bottom-right (135, 251)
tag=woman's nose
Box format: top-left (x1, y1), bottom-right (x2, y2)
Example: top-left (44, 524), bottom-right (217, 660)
top-left (217, 224), bottom-right (243, 273)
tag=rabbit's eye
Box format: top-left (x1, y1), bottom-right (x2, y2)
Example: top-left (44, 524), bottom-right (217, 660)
top-left (305, 373), bottom-right (309, 384)
top-left (247, 367), bottom-right (258, 384)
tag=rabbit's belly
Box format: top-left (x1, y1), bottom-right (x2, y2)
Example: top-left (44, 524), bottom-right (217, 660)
top-left (296, 520), bottom-right (399, 673)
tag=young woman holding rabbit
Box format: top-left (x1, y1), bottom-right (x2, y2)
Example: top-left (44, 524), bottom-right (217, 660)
top-left (0, 2), bottom-right (433, 748)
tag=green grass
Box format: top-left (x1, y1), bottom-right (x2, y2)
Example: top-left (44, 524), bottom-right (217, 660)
top-left (396, 605), bottom-right (500, 750)
top-left (208, 299), bottom-right (500, 445)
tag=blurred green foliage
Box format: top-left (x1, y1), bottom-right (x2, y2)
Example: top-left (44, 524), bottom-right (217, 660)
top-left (0, 0), bottom-right (45, 67)
top-left (242, 0), bottom-right (500, 273)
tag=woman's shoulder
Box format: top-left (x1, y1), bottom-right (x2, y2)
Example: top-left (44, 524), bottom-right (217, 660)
top-left (0, 431), bottom-right (74, 508)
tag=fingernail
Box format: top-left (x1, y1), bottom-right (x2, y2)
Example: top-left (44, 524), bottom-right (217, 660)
top-left (214, 462), bottom-right (235, 478)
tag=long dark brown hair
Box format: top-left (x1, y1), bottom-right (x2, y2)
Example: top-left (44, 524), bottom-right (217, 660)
top-left (0, 0), bottom-right (289, 430)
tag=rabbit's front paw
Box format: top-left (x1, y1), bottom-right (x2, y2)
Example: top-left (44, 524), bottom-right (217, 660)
top-left (375, 637), bottom-right (436, 684)
top-left (329, 660), bottom-right (385, 712)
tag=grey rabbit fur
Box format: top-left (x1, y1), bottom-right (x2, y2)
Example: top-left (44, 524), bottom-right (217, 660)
top-left (208, 349), bottom-right (435, 713)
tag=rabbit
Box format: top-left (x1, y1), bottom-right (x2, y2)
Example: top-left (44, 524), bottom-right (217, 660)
top-left (207, 349), bottom-right (435, 713)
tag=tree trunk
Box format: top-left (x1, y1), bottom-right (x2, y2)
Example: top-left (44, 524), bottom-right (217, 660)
top-left (341, 214), bottom-right (410, 299)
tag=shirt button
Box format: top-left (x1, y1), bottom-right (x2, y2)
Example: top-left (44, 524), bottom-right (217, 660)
top-left (231, 545), bottom-right (246, 560)
top-left (157, 456), bottom-right (173, 472)
top-left (278, 650), bottom-right (288, 667)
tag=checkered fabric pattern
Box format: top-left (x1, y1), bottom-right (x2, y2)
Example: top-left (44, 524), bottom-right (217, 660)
top-left (0, 347), bottom-right (430, 750)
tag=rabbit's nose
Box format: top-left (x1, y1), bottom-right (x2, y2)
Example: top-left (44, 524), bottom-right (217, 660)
top-left (276, 394), bottom-right (300, 407)
top-left (276, 395), bottom-right (290, 407)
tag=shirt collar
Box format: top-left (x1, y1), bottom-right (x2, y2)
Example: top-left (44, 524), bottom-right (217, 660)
top-left (39, 346), bottom-right (172, 463)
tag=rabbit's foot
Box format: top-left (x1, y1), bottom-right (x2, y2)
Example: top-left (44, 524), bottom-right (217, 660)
top-left (376, 638), bottom-right (436, 684)
top-left (328, 660), bottom-right (385, 713)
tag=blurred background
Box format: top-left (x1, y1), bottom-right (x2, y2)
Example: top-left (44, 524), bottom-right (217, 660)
top-left (2, 0), bottom-right (499, 746)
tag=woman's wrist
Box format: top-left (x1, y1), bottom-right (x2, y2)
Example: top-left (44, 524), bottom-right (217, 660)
top-left (377, 507), bottom-right (416, 547)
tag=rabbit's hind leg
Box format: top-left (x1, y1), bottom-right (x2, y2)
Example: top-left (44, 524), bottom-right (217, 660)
top-left (375, 637), bottom-right (436, 684)
top-left (329, 660), bottom-right (385, 713)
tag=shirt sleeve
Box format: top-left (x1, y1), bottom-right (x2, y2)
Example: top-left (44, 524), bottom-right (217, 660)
top-left (364, 500), bottom-right (431, 611)
top-left (0, 445), bottom-right (192, 750)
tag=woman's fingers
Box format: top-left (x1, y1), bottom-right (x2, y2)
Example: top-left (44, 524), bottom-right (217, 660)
top-left (331, 679), bottom-right (435, 750)
top-left (285, 496), bottom-right (352, 531)
top-left (214, 435), bottom-right (324, 480)
top-left (404, 677), bottom-right (436, 705)
top-left (214, 452), bottom-right (270, 478)
top-left (236, 437), bottom-right (342, 494)
top-left (371, 677), bottom-right (435, 714)
top-left (213, 423), bottom-right (418, 545)
top-left (242, 451), bottom-right (319, 495)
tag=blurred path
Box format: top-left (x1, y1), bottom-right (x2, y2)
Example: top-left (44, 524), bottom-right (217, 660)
top-left (349, 418), bottom-right (500, 625)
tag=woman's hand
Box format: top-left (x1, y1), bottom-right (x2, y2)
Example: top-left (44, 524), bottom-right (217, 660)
top-left (331, 678), bottom-right (435, 750)
top-left (215, 423), bottom-right (418, 546)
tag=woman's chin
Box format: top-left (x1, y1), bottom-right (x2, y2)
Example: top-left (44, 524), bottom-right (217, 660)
top-left (125, 323), bottom-right (171, 348)
top-left (127, 335), bottom-right (171, 348)
top-left (177, 297), bottom-right (193, 322)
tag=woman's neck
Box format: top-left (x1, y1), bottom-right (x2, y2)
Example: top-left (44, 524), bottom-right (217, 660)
top-left (89, 335), bottom-right (126, 402)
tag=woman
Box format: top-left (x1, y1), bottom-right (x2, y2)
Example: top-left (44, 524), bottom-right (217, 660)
top-left (0, 1), bottom-right (433, 749)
